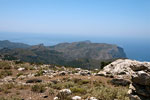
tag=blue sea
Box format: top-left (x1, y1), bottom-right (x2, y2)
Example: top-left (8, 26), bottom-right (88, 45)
top-left (1, 32), bottom-right (150, 62)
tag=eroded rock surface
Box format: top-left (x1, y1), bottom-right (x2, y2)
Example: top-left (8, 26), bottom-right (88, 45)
top-left (128, 65), bottom-right (150, 100)
top-left (98, 59), bottom-right (150, 79)
top-left (97, 59), bottom-right (150, 100)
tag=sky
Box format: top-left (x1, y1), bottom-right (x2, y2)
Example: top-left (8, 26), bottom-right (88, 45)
top-left (0, 0), bottom-right (150, 61)
top-left (0, 0), bottom-right (150, 38)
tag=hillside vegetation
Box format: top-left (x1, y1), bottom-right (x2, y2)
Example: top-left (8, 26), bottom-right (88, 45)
top-left (0, 60), bottom-right (129, 100)
top-left (0, 40), bottom-right (126, 69)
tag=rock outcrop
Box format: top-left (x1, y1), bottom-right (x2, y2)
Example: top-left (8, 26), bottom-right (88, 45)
top-left (119, 60), bottom-right (150, 100)
top-left (110, 78), bottom-right (130, 86)
top-left (98, 59), bottom-right (150, 79)
top-left (96, 59), bottom-right (150, 100)
top-left (128, 70), bottom-right (150, 100)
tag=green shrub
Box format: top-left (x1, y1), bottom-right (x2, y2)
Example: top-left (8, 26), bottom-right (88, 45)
top-left (16, 72), bottom-right (23, 77)
top-left (70, 87), bottom-right (87, 94)
top-left (64, 82), bottom-right (74, 88)
top-left (35, 70), bottom-right (44, 76)
top-left (50, 83), bottom-right (63, 90)
top-left (0, 70), bottom-right (12, 78)
top-left (71, 70), bottom-right (78, 74)
top-left (72, 78), bottom-right (90, 85)
top-left (72, 78), bottom-right (82, 83)
top-left (101, 61), bottom-right (112, 69)
top-left (0, 61), bottom-right (11, 69)
top-left (31, 84), bottom-right (46, 93)
top-left (48, 88), bottom-right (55, 95)
top-left (79, 80), bottom-right (90, 85)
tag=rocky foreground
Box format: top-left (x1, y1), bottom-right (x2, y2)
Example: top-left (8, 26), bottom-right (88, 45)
top-left (0, 59), bottom-right (150, 100)
top-left (98, 59), bottom-right (150, 100)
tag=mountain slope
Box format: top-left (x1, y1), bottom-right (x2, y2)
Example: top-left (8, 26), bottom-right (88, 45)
top-left (0, 40), bottom-right (30, 49)
top-left (0, 45), bottom-right (66, 65)
top-left (49, 41), bottom-right (126, 60)
top-left (0, 40), bottom-right (127, 69)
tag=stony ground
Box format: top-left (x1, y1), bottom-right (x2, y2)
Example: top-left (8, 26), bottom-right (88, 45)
top-left (0, 60), bottom-right (129, 100)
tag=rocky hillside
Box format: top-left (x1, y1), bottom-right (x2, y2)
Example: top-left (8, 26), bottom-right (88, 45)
top-left (0, 59), bottom-right (129, 100)
top-left (0, 58), bottom-right (149, 100)
top-left (0, 40), bottom-right (126, 69)
top-left (49, 40), bottom-right (126, 60)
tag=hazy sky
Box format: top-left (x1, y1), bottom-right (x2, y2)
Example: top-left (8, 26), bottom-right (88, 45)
top-left (0, 0), bottom-right (149, 37)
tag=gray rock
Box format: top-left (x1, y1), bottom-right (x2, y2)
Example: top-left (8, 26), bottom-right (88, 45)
top-left (132, 71), bottom-right (150, 86)
top-left (26, 79), bottom-right (42, 83)
top-left (128, 64), bottom-right (150, 100)
top-left (72, 96), bottom-right (81, 100)
top-left (57, 89), bottom-right (72, 100)
top-left (132, 83), bottom-right (150, 97)
top-left (79, 70), bottom-right (91, 76)
top-left (100, 59), bottom-right (150, 79)
top-left (110, 78), bottom-right (130, 86)
top-left (59, 71), bottom-right (67, 76)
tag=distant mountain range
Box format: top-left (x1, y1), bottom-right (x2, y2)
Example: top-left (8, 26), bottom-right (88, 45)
top-left (0, 40), bottom-right (126, 69)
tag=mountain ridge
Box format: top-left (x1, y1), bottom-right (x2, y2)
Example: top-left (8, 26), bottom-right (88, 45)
top-left (0, 40), bottom-right (127, 69)
top-left (0, 40), bottom-right (30, 49)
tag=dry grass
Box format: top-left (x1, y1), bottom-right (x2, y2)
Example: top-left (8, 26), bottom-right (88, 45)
top-left (31, 84), bottom-right (46, 93)
top-left (0, 60), bottom-right (129, 100)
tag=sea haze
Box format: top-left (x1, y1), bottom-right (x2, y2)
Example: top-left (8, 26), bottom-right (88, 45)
top-left (1, 32), bottom-right (150, 62)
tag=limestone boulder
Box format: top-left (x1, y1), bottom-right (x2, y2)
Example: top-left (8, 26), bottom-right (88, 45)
top-left (99, 59), bottom-right (150, 78)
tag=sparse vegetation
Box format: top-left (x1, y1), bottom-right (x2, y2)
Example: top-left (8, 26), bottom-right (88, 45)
top-left (0, 60), bottom-right (129, 100)
top-left (0, 83), bottom-right (15, 94)
top-left (0, 70), bottom-right (12, 78)
top-left (48, 88), bottom-right (55, 95)
top-left (0, 97), bottom-right (22, 100)
top-left (16, 72), bottom-right (23, 77)
top-left (0, 61), bottom-right (12, 69)
top-left (34, 70), bottom-right (44, 76)
top-left (0, 41), bottom-right (126, 69)
top-left (31, 84), bottom-right (46, 93)
top-left (71, 87), bottom-right (87, 94)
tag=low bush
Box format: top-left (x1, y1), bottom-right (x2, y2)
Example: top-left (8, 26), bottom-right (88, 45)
top-left (0, 61), bottom-right (11, 69)
top-left (34, 70), bottom-right (44, 76)
top-left (70, 87), bottom-right (87, 94)
top-left (0, 83), bottom-right (15, 94)
top-left (50, 83), bottom-right (63, 90)
top-left (48, 88), bottom-right (55, 95)
top-left (0, 70), bottom-right (12, 78)
top-left (16, 72), bottom-right (23, 77)
top-left (31, 84), bottom-right (46, 93)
